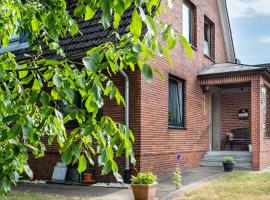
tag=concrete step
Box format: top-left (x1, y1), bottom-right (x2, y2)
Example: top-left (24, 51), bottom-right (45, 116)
top-left (205, 151), bottom-right (251, 157)
top-left (202, 157), bottom-right (251, 163)
top-left (201, 151), bottom-right (252, 169)
top-left (200, 161), bottom-right (252, 169)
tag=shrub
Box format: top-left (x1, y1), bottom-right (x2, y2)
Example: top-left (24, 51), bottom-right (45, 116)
top-left (223, 156), bottom-right (235, 163)
top-left (131, 172), bottom-right (157, 184)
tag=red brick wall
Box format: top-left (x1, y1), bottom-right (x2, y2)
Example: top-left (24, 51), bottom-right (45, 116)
top-left (28, 0), bottom-right (232, 181)
top-left (139, 0), bottom-right (228, 176)
top-left (220, 88), bottom-right (251, 147)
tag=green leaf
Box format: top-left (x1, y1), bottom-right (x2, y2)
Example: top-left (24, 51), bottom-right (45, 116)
top-left (179, 35), bottom-right (193, 58)
top-left (2, 35), bottom-right (9, 47)
top-left (85, 5), bottom-right (95, 21)
top-left (162, 46), bottom-right (172, 66)
top-left (130, 10), bottom-right (142, 39)
top-left (61, 150), bottom-right (72, 166)
top-left (113, 12), bottom-right (121, 29)
top-left (43, 69), bottom-right (54, 80)
top-left (83, 52), bottom-right (100, 71)
top-left (32, 79), bottom-right (41, 91)
top-left (31, 18), bottom-right (39, 31)
top-left (40, 91), bottom-right (50, 106)
top-left (51, 89), bottom-right (61, 100)
top-left (101, 0), bottom-right (112, 29)
top-left (63, 85), bottom-right (74, 102)
top-left (19, 71), bottom-right (28, 79)
top-left (101, 160), bottom-right (112, 175)
top-left (74, 5), bottom-right (85, 16)
top-left (145, 16), bottom-right (156, 37)
top-left (70, 22), bottom-right (79, 36)
top-left (85, 96), bottom-right (97, 113)
top-left (21, 75), bottom-right (33, 84)
top-left (53, 72), bottom-right (62, 87)
top-left (78, 154), bottom-right (87, 173)
top-left (141, 63), bottom-right (153, 83)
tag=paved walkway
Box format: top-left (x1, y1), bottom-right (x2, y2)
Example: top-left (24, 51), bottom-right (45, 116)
top-left (13, 167), bottom-right (225, 200)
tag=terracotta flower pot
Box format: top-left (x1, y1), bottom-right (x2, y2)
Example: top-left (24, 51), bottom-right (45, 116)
top-left (131, 183), bottom-right (157, 200)
top-left (83, 173), bottom-right (93, 182)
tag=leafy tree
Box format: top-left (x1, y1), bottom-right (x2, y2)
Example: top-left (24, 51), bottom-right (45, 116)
top-left (0, 0), bottom-right (192, 194)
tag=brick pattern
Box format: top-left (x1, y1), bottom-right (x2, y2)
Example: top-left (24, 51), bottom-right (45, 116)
top-left (28, 0), bottom-right (248, 181)
top-left (220, 88), bottom-right (251, 149)
top-left (139, 0), bottom-right (228, 176)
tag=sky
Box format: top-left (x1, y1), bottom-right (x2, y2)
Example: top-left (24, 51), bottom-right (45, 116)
top-left (226, 0), bottom-right (270, 65)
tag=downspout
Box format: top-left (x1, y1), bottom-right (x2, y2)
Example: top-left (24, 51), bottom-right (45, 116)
top-left (117, 65), bottom-right (131, 183)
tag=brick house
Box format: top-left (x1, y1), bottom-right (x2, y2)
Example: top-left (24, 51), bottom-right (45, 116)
top-left (5, 0), bottom-right (270, 182)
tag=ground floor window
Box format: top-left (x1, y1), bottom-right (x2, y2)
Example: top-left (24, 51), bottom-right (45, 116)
top-left (168, 76), bottom-right (184, 127)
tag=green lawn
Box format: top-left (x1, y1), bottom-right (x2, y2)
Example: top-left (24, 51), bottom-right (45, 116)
top-left (0, 192), bottom-right (96, 200)
top-left (178, 172), bottom-right (270, 200)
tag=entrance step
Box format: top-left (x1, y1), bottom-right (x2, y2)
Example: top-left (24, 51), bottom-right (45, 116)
top-left (200, 151), bottom-right (252, 169)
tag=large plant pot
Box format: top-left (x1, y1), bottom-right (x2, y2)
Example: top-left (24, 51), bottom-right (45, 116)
top-left (223, 162), bottom-right (235, 172)
top-left (131, 183), bottom-right (157, 200)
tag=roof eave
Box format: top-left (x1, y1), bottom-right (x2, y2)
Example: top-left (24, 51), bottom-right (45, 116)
top-left (198, 68), bottom-right (268, 78)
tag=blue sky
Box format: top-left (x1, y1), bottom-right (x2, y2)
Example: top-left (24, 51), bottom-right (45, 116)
top-left (227, 0), bottom-right (270, 65)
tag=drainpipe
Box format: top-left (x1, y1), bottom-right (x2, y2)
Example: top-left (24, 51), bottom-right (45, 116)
top-left (117, 65), bottom-right (131, 183)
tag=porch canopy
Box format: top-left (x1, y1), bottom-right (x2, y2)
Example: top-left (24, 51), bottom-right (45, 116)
top-left (197, 63), bottom-right (270, 171)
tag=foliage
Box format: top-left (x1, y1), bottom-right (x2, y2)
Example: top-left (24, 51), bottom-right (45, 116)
top-left (0, 0), bottom-right (192, 195)
top-left (172, 154), bottom-right (182, 189)
top-left (172, 166), bottom-right (181, 189)
top-left (223, 156), bottom-right (235, 163)
top-left (131, 172), bottom-right (157, 185)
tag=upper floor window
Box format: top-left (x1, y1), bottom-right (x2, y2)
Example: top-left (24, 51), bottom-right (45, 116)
top-left (0, 32), bottom-right (29, 53)
top-left (183, 0), bottom-right (196, 46)
top-left (204, 16), bottom-right (215, 59)
top-left (169, 76), bottom-right (185, 128)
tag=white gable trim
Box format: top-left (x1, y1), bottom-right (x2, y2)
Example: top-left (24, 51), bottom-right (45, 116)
top-left (217, 0), bottom-right (236, 63)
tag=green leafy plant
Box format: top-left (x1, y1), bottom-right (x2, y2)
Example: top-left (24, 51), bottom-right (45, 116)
top-left (0, 0), bottom-right (193, 195)
top-left (131, 172), bottom-right (157, 185)
top-left (172, 167), bottom-right (181, 189)
top-left (223, 156), bottom-right (235, 163)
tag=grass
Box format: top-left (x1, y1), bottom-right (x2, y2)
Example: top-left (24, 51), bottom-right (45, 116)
top-left (178, 172), bottom-right (270, 200)
top-left (0, 192), bottom-right (97, 200)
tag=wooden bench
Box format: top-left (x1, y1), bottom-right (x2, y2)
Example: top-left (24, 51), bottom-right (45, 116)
top-left (229, 128), bottom-right (250, 151)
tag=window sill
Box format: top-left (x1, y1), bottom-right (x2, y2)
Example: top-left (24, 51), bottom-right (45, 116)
top-left (191, 45), bottom-right (197, 51)
top-left (168, 126), bottom-right (187, 130)
top-left (204, 54), bottom-right (215, 62)
top-left (263, 137), bottom-right (270, 140)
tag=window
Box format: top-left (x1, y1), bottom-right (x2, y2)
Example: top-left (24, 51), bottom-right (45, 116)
top-left (204, 17), bottom-right (215, 58)
top-left (169, 76), bottom-right (184, 127)
top-left (0, 32), bottom-right (29, 53)
top-left (183, 1), bottom-right (196, 46)
top-left (262, 87), bottom-right (269, 137)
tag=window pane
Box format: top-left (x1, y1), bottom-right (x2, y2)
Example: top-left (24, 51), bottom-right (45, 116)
top-left (169, 78), bottom-right (184, 127)
top-left (204, 23), bottom-right (210, 56)
top-left (183, 3), bottom-right (191, 43)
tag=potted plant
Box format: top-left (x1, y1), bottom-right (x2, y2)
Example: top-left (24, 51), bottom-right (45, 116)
top-left (222, 156), bottom-right (235, 172)
top-left (131, 172), bottom-right (158, 200)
